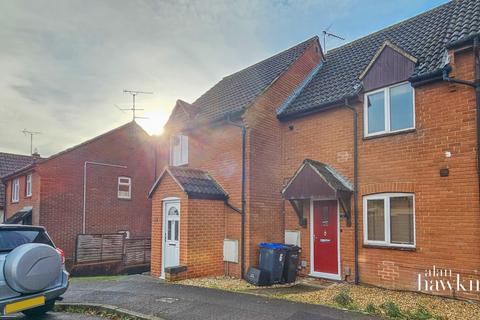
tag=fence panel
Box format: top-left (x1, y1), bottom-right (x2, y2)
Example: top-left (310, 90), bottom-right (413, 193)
top-left (124, 238), bottom-right (151, 266)
top-left (76, 234), bottom-right (124, 263)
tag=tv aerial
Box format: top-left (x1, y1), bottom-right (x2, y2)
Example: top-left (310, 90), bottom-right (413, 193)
top-left (116, 89), bottom-right (153, 120)
top-left (322, 24), bottom-right (345, 53)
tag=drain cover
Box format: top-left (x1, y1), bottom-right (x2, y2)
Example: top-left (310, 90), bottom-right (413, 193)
top-left (156, 297), bottom-right (179, 303)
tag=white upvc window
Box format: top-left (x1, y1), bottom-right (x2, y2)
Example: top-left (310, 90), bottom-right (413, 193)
top-left (364, 82), bottom-right (415, 137)
top-left (12, 178), bottom-right (20, 203)
top-left (117, 176), bottom-right (131, 199)
top-left (363, 193), bottom-right (415, 248)
top-left (170, 134), bottom-right (188, 166)
top-left (25, 174), bottom-right (32, 197)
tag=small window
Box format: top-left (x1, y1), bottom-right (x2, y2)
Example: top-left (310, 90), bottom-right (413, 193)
top-left (117, 177), bottom-right (131, 199)
top-left (363, 193), bottom-right (415, 248)
top-left (11, 179), bottom-right (20, 203)
top-left (170, 134), bottom-right (188, 166)
top-left (25, 174), bottom-right (32, 197)
top-left (364, 82), bottom-right (414, 137)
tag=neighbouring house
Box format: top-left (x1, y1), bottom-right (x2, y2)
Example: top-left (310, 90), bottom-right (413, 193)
top-left (149, 0), bottom-right (480, 299)
top-left (2, 121), bottom-right (157, 266)
top-left (0, 152), bottom-right (37, 222)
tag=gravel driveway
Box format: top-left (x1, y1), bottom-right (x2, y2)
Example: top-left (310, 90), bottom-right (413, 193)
top-left (63, 274), bottom-right (375, 320)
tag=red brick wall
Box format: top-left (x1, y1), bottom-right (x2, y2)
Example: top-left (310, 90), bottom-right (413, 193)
top-left (282, 107), bottom-right (354, 279)
top-left (5, 170), bottom-right (41, 225)
top-left (243, 39), bottom-right (322, 268)
top-left (185, 199), bottom-right (227, 278)
top-left (6, 123), bottom-right (156, 262)
top-left (150, 173), bottom-right (232, 279)
top-left (282, 48), bottom-right (479, 298)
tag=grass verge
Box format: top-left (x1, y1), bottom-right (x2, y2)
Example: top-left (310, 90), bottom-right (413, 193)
top-left (70, 275), bottom-right (127, 283)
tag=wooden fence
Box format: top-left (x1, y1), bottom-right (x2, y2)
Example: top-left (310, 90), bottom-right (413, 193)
top-left (75, 233), bottom-right (151, 266)
top-left (124, 238), bottom-right (151, 265)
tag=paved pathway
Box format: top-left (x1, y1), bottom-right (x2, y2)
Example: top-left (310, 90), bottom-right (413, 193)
top-left (63, 275), bottom-right (375, 320)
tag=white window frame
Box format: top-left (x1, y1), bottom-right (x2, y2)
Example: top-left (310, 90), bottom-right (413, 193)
top-left (364, 81), bottom-right (415, 137)
top-left (169, 134), bottom-right (188, 166)
top-left (363, 193), bottom-right (416, 248)
top-left (12, 178), bottom-right (20, 203)
top-left (117, 176), bottom-right (131, 199)
top-left (25, 174), bottom-right (32, 197)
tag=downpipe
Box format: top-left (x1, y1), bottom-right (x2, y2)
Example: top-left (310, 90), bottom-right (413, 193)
top-left (226, 119), bottom-right (247, 279)
top-left (345, 99), bottom-right (359, 285)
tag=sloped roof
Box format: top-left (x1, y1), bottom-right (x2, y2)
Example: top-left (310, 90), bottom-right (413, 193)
top-left (149, 166), bottom-right (228, 200)
top-left (0, 152), bottom-right (36, 209)
top-left (283, 159), bottom-right (353, 195)
top-left (186, 36), bottom-right (319, 124)
top-left (278, 0), bottom-right (480, 119)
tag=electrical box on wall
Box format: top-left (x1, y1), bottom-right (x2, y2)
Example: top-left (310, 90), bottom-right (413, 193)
top-left (285, 230), bottom-right (301, 247)
top-left (223, 239), bottom-right (238, 263)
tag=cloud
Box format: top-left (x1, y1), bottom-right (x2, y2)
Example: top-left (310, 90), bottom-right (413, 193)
top-left (0, 0), bottom-right (447, 156)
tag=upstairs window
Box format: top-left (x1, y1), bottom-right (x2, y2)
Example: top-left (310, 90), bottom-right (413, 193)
top-left (364, 82), bottom-right (414, 137)
top-left (25, 174), bottom-right (32, 197)
top-left (170, 134), bottom-right (188, 166)
top-left (12, 178), bottom-right (19, 203)
top-left (118, 177), bottom-right (131, 199)
top-left (363, 193), bottom-right (415, 248)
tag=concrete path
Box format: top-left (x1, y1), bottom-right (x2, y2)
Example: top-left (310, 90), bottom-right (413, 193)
top-left (63, 275), bottom-right (376, 320)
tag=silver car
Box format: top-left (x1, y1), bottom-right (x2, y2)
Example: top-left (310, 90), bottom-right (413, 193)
top-left (0, 225), bottom-right (69, 316)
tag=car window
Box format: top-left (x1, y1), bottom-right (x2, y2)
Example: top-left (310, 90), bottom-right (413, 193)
top-left (0, 230), bottom-right (54, 252)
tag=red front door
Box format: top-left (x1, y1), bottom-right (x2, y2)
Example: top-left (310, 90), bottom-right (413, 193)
top-left (313, 200), bottom-right (338, 275)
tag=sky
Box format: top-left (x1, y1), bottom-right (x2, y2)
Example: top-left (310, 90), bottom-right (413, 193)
top-left (0, 0), bottom-right (448, 157)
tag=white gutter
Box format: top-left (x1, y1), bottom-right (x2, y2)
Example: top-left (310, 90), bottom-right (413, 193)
top-left (82, 161), bottom-right (127, 234)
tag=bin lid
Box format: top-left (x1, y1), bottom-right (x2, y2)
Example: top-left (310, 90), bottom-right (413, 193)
top-left (259, 242), bottom-right (289, 250)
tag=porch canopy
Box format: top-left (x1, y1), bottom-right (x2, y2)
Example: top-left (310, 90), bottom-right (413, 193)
top-left (5, 207), bottom-right (32, 225)
top-left (282, 159), bottom-right (353, 227)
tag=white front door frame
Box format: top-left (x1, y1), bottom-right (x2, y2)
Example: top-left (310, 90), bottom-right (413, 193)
top-left (309, 198), bottom-right (341, 280)
top-left (161, 197), bottom-right (180, 279)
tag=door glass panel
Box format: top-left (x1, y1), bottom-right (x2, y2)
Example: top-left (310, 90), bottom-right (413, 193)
top-left (367, 199), bottom-right (385, 241)
top-left (167, 220), bottom-right (172, 240)
top-left (168, 207), bottom-right (179, 216)
top-left (390, 84), bottom-right (414, 131)
top-left (174, 221), bottom-right (179, 241)
top-left (390, 196), bottom-right (414, 244)
top-left (322, 207), bottom-right (329, 226)
top-left (367, 91), bottom-right (385, 134)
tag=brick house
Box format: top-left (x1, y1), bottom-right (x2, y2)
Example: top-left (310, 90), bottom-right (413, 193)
top-left (150, 0), bottom-right (480, 297)
top-left (0, 152), bottom-right (37, 222)
top-left (2, 121), bottom-right (157, 264)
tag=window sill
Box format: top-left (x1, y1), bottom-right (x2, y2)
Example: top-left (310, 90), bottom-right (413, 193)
top-left (117, 197), bottom-right (132, 201)
top-left (363, 244), bottom-right (416, 252)
top-left (363, 128), bottom-right (416, 141)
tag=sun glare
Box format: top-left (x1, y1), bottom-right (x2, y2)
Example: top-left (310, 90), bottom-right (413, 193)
top-left (137, 108), bottom-right (170, 136)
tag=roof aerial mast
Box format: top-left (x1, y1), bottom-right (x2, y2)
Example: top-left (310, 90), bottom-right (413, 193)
top-left (322, 24), bottom-right (345, 53)
top-left (21, 129), bottom-right (41, 155)
top-left (117, 89), bottom-right (153, 121)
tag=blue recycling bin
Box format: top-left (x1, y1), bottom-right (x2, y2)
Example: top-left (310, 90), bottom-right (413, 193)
top-left (258, 243), bottom-right (289, 284)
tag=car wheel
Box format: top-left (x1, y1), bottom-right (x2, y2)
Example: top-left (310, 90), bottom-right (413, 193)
top-left (21, 300), bottom-right (55, 317)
